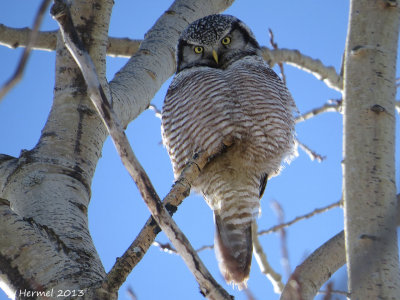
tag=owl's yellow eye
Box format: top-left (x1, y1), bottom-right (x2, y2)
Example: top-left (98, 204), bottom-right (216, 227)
top-left (221, 36), bottom-right (231, 45)
top-left (194, 46), bottom-right (204, 54)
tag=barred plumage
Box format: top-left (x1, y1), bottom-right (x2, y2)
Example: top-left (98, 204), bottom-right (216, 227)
top-left (161, 14), bottom-right (296, 287)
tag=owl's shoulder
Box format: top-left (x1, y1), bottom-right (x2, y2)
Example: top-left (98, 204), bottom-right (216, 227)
top-left (230, 56), bottom-right (281, 80)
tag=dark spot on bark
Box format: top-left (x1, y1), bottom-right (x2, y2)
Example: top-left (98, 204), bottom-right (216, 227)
top-left (74, 104), bottom-right (85, 154)
top-left (165, 203), bottom-right (177, 215)
top-left (385, 0), bottom-right (397, 7)
top-left (41, 131), bottom-right (57, 138)
top-left (360, 234), bottom-right (379, 241)
top-left (153, 224), bottom-right (161, 235)
top-left (92, 2), bottom-right (101, 10)
top-left (371, 104), bottom-right (385, 113)
top-left (77, 104), bottom-right (96, 117)
top-left (0, 154), bottom-right (16, 163)
top-left (352, 45), bottom-right (363, 52)
top-left (61, 165), bottom-right (91, 197)
top-left (69, 200), bottom-right (88, 215)
top-left (182, 188), bottom-right (190, 197)
top-left (100, 101), bottom-right (111, 122)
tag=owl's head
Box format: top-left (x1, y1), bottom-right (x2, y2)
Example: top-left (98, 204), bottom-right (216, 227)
top-left (176, 14), bottom-right (261, 72)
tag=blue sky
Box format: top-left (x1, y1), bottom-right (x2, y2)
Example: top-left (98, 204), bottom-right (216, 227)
top-left (0, 1), bottom-right (399, 300)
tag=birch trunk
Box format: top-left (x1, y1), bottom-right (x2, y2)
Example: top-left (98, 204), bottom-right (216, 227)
top-left (343, 1), bottom-right (400, 299)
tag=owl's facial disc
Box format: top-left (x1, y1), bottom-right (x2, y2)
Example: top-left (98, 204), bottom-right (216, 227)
top-left (176, 15), bottom-right (261, 73)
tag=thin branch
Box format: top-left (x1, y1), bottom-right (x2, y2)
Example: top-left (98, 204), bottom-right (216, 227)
top-left (51, 2), bottom-right (231, 299)
top-left (297, 139), bottom-right (326, 162)
top-left (153, 241), bottom-right (179, 255)
top-left (0, 25), bottom-right (141, 58)
top-left (0, 25), bottom-right (57, 51)
top-left (148, 104), bottom-right (162, 119)
top-left (126, 286), bottom-right (137, 300)
top-left (271, 201), bottom-right (291, 279)
top-left (153, 241), bottom-right (214, 254)
top-left (321, 282), bottom-right (333, 300)
top-left (295, 99), bottom-right (342, 124)
top-left (259, 200), bottom-right (342, 236)
top-left (268, 28), bottom-right (287, 85)
top-left (252, 222), bottom-right (284, 294)
top-left (262, 47), bottom-right (343, 92)
top-left (0, 0), bottom-right (52, 102)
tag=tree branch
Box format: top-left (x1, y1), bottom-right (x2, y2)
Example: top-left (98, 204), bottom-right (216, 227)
top-left (0, 25), bottom-right (56, 51)
top-left (0, 0), bottom-right (52, 102)
top-left (259, 200), bottom-right (342, 236)
top-left (296, 139), bottom-right (326, 162)
top-left (106, 151), bottom-right (209, 293)
top-left (252, 222), bottom-right (284, 294)
top-left (0, 27), bottom-right (343, 94)
top-left (51, 1), bottom-right (232, 299)
top-left (280, 194), bottom-right (399, 300)
top-left (295, 99), bottom-right (342, 124)
top-left (280, 231), bottom-right (346, 300)
top-left (0, 25), bottom-right (142, 58)
top-left (262, 47), bottom-right (343, 92)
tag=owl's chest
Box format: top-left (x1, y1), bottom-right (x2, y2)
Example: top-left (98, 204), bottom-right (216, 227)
top-left (176, 66), bottom-right (269, 128)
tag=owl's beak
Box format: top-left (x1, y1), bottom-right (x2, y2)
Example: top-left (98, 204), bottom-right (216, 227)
top-left (212, 49), bottom-right (219, 64)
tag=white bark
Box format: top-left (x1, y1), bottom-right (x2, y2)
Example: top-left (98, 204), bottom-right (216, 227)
top-left (343, 1), bottom-right (400, 299)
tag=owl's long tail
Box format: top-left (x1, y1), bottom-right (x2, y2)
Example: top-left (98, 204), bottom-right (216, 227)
top-left (214, 213), bottom-right (253, 288)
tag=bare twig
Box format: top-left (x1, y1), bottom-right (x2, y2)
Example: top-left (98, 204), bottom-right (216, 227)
top-left (148, 104), bottom-right (162, 119)
top-left (153, 241), bottom-right (178, 254)
top-left (252, 222), bottom-right (284, 294)
top-left (295, 99), bottom-right (342, 124)
top-left (268, 28), bottom-right (286, 85)
top-left (51, 2), bottom-right (231, 299)
top-left (322, 282), bottom-right (333, 300)
top-left (243, 287), bottom-right (256, 300)
top-left (271, 201), bottom-right (291, 279)
top-left (0, 0), bottom-right (52, 101)
top-left (297, 139), bottom-right (326, 162)
top-left (126, 286), bottom-right (137, 300)
top-left (259, 200), bottom-right (342, 236)
top-left (153, 240), bottom-right (215, 254)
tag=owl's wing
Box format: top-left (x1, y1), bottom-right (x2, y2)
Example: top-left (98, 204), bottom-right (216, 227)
top-left (259, 173), bottom-right (268, 199)
top-left (161, 68), bottom-right (233, 178)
